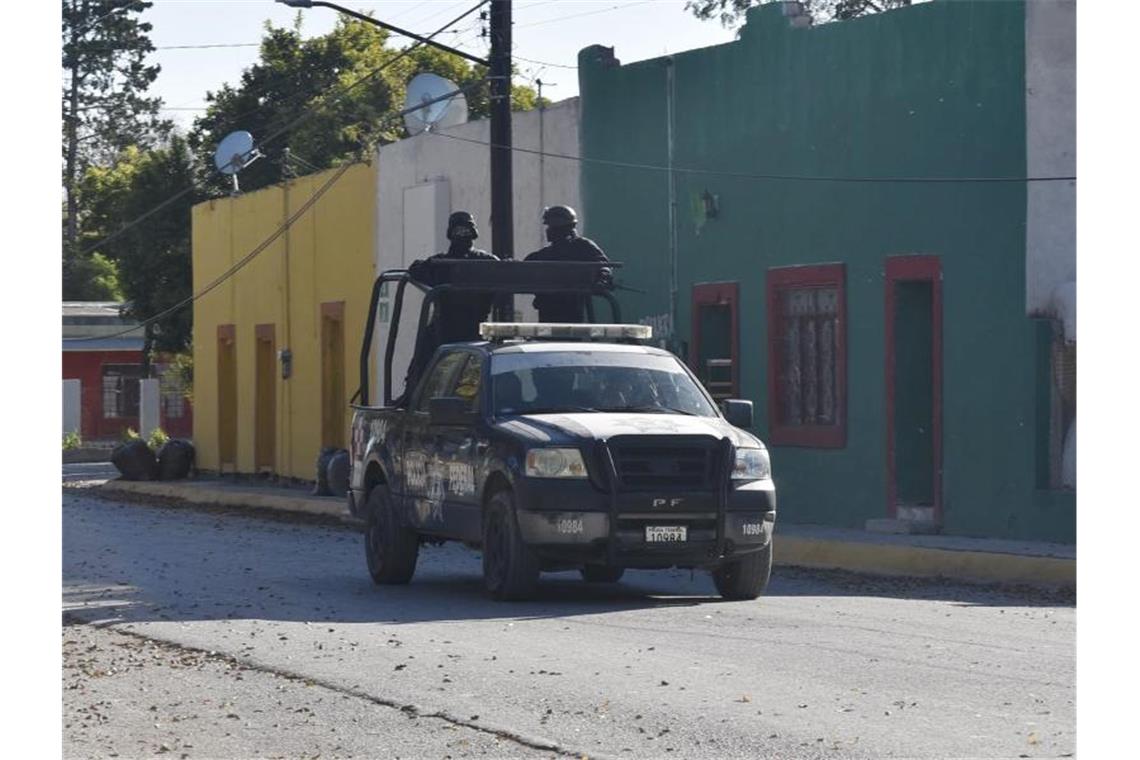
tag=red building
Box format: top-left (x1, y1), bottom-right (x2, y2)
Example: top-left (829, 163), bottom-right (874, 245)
top-left (63, 302), bottom-right (193, 441)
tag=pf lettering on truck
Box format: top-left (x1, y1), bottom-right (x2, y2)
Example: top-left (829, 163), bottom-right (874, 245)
top-left (348, 260), bottom-right (776, 601)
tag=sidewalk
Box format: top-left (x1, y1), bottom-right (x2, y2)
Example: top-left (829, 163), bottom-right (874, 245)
top-left (99, 478), bottom-right (1075, 591)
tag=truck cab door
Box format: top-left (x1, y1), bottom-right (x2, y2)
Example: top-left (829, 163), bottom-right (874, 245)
top-left (432, 352), bottom-right (486, 542)
top-left (402, 350), bottom-right (467, 532)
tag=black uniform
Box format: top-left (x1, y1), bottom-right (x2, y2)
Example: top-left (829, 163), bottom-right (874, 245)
top-left (409, 246), bottom-right (499, 343)
top-left (525, 232), bottom-right (609, 323)
top-left (399, 211), bottom-right (498, 404)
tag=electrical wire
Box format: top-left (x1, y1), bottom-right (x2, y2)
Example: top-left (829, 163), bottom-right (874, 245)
top-left (427, 130), bottom-right (1078, 184)
top-left (67, 78), bottom-right (491, 344)
top-left (78, 0), bottom-right (490, 258)
top-left (67, 162), bottom-right (355, 343)
top-left (514, 54), bottom-right (577, 69)
top-left (517, 1), bottom-right (654, 28)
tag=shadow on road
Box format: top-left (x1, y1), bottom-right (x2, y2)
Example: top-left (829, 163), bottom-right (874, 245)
top-left (63, 490), bottom-right (1073, 633)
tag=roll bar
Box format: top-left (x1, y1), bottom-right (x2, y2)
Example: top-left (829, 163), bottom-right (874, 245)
top-left (358, 260), bottom-right (624, 407)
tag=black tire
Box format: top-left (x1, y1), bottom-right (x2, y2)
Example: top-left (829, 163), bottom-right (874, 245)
top-left (364, 485), bottom-right (419, 585)
top-left (712, 540), bottom-right (773, 600)
top-left (580, 566), bottom-right (625, 583)
top-left (482, 488), bottom-right (541, 601)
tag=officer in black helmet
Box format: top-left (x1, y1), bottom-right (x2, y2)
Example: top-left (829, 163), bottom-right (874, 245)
top-left (524, 205), bottom-right (611, 323)
top-left (401, 211), bottom-right (498, 403)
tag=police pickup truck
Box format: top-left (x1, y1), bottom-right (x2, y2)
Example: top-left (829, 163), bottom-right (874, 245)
top-left (348, 262), bottom-right (776, 601)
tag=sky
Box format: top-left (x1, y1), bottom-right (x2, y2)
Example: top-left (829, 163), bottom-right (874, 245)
top-left (145, 0), bottom-right (740, 132)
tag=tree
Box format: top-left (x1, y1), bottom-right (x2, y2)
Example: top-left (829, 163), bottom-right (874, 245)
top-left (189, 17), bottom-right (540, 197)
top-left (684, 0), bottom-right (911, 26)
top-left (62, 0), bottom-right (171, 294)
top-left (80, 137), bottom-right (196, 376)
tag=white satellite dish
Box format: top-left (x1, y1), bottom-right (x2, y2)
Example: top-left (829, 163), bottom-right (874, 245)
top-left (213, 130), bottom-right (261, 193)
top-left (403, 73), bottom-right (468, 135)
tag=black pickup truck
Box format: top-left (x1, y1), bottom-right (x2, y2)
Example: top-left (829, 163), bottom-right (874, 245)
top-left (348, 262), bottom-right (776, 600)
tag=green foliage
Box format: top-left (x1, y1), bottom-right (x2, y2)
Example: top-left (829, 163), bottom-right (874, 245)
top-left (63, 0), bottom-right (171, 277)
top-left (169, 351), bottom-right (194, 404)
top-left (684, 0), bottom-right (911, 26)
top-left (62, 251), bottom-right (122, 300)
top-left (147, 427), bottom-right (170, 450)
top-left (62, 1), bottom-right (171, 167)
top-left (122, 427), bottom-right (140, 442)
top-left (79, 136), bottom-right (195, 356)
top-left (63, 431), bottom-right (83, 451)
top-left (188, 17), bottom-right (541, 196)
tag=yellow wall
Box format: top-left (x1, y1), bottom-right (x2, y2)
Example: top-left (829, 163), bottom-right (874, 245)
top-left (192, 162), bottom-right (376, 479)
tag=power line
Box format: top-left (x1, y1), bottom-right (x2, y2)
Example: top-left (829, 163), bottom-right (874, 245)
top-left (68, 79), bottom-right (491, 344)
top-left (514, 54), bottom-right (577, 69)
top-left (79, 1), bottom-right (490, 258)
top-left (156, 42), bottom-right (260, 50)
top-left (68, 162), bottom-right (355, 343)
top-left (428, 130), bottom-right (1078, 184)
top-left (517, 0), bottom-right (653, 28)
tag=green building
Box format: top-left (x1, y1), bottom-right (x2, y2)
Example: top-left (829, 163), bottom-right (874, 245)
top-left (578, 0), bottom-right (1075, 543)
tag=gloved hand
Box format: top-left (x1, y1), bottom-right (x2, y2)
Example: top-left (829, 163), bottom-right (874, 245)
top-left (595, 266), bottom-right (614, 290)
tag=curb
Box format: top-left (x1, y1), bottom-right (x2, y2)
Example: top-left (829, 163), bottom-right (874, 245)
top-left (775, 535), bottom-right (1074, 590)
top-left (100, 480), bottom-right (354, 523)
top-left (98, 480), bottom-right (1074, 591)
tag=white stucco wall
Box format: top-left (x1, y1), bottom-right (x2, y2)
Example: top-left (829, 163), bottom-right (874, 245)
top-left (374, 97), bottom-right (582, 400)
top-left (1025, 0), bottom-right (1076, 337)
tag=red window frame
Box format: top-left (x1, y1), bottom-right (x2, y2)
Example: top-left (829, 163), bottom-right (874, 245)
top-left (690, 282), bottom-right (740, 400)
top-left (766, 264), bottom-right (847, 448)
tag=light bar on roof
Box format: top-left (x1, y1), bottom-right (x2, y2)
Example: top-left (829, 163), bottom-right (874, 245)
top-left (479, 322), bottom-right (652, 341)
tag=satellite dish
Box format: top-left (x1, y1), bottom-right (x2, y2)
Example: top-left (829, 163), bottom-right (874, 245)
top-left (403, 73), bottom-right (468, 135)
top-left (213, 130), bottom-right (261, 193)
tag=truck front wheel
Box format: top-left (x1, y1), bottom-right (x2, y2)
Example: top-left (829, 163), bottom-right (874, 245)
top-left (712, 540), bottom-right (773, 600)
top-left (364, 485), bottom-right (419, 585)
top-left (482, 489), bottom-right (541, 601)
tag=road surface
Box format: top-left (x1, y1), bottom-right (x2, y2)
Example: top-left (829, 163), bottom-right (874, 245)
top-left (63, 480), bottom-right (1074, 759)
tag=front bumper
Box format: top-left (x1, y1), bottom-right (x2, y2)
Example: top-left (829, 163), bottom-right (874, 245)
top-left (513, 476), bottom-right (776, 569)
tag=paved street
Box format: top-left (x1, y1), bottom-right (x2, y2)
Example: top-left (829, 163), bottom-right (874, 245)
top-left (63, 481), bottom-right (1075, 759)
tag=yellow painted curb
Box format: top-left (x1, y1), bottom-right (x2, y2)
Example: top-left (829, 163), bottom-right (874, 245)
top-left (776, 536), bottom-right (1074, 589)
top-left (100, 480), bottom-right (349, 521)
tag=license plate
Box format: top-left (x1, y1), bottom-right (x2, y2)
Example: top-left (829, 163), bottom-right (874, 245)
top-left (645, 525), bottom-right (687, 543)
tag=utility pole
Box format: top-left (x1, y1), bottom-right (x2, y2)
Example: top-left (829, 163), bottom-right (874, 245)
top-left (488, 0), bottom-right (514, 319)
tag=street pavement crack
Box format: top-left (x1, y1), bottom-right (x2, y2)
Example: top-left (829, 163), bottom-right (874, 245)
top-left (63, 611), bottom-right (602, 760)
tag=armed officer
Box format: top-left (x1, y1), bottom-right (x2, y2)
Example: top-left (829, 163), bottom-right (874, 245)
top-left (401, 211), bottom-right (498, 402)
top-left (524, 205), bottom-right (611, 323)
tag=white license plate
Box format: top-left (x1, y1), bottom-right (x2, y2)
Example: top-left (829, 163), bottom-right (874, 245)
top-left (645, 526), bottom-right (687, 543)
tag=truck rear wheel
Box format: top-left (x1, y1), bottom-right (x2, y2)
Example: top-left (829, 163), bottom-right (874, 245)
top-left (580, 566), bottom-right (625, 583)
top-left (364, 485), bottom-right (419, 585)
top-left (712, 540), bottom-right (772, 600)
top-left (482, 489), bottom-right (541, 601)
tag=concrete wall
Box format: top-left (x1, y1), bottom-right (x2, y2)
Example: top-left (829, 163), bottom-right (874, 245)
top-left (1025, 0), bottom-right (1076, 330)
top-left (192, 162), bottom-right (377, 479)
top-left (374, 98), bottom-right (582, 400)
top-left (579, 0), bottom-right (1074, 543)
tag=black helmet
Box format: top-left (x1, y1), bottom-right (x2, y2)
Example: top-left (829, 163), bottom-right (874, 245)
top-left (541, 205), bottom-right (578, 227)
top-left (447, 210), bottom-right (478, 240)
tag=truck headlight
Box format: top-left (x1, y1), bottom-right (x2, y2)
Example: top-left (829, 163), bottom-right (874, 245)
top-left (525, 448), bottom-right (589, 479)
top-left (732, 448), bottom-right (771, 481)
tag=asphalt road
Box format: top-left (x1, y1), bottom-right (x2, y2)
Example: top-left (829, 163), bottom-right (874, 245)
top-left (62, 482), bottom-right (1075, 759)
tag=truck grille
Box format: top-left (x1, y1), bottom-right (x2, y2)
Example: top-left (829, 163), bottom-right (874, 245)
top-left (608, 436), bottom-right (722, 491)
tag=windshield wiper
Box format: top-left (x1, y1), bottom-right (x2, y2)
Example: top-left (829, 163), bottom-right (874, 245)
top-left (599, 405), bottom-right (700, 416)
top-left (500, 405), bottom-right (602, 415)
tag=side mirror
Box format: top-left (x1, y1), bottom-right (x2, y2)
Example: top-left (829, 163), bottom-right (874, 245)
top-left (722, 399), bottom-right (754, 429)
top-left (429, 396), bottom-right (475, 427)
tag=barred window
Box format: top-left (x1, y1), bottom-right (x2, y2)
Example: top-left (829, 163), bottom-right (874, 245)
top-left (766, 265), bottom-right (846, 448)
top-left (102, 364), bottom-right (141, 419)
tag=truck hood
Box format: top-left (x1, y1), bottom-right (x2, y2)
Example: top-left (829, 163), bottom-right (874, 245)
top-left (492, 412), bottom-right (764, 449)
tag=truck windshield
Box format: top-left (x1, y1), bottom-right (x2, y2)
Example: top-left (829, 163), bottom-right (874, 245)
top-left (490, 351), bottom-right (718, 417)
